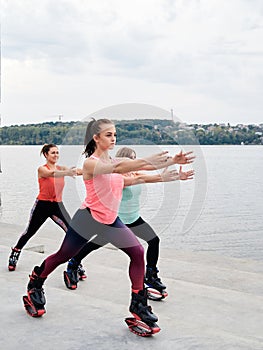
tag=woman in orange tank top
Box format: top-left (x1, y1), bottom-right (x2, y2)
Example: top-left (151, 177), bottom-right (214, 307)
top-left (8, 143), bottom-right (80, 272)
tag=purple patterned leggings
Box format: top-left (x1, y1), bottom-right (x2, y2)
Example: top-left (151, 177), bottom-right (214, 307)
top-left (38, 208), bottom-right (145, 290)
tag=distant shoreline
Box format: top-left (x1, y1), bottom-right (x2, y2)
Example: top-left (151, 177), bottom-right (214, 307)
top-left (1, 119), bottom-right (263, 145)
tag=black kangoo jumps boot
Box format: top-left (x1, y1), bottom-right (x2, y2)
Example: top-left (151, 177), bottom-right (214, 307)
top-left (129, 289), bottom-right (158, 324)
top-left (23, 266), bottom-right (46, 317)
top-left (125, 289), bottom-right (160, 336)
top-left (144, 266), bottom-right (168, 300)
top-left (145, 266), bottom-right (166, 291)
top-left (63, 258), bottom-right (80, 290)
top-left (77, 263), bottom-right (87, 280)
top-left (8, 247), bottom-right (21, 271)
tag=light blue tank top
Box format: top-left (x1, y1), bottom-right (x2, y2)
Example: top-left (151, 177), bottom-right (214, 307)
top-left (118, 184), bottom-right (142, 224)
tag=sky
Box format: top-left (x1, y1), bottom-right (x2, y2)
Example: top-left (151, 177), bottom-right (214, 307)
top-left (1, 0), bottom-right (263, 126)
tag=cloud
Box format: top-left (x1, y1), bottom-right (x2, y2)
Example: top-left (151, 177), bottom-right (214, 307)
top-left (3, 0), bottom-right (263, 77)
top-left (1, 0), bottom-right (263, 125)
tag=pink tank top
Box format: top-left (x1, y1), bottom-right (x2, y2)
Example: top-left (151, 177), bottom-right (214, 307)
top-left (37, 165), bottom-right (65, 202)
top-left (80, 156), bottom-right (124, 224)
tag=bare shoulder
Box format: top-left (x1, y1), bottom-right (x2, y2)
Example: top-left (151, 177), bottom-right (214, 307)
top-left (82, 157), bottom-right (97, 179)
top-left (84, 157), bottom-right (97, 165)
top-left (83, 157), bottom-right (97, 171)
top-left (38, 164), bottom-right (49, 178)
top-left (38, 165), bottom-right (46, 173)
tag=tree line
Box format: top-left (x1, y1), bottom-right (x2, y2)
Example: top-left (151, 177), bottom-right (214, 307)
top-left (0, 120), bottom-right (262, 145)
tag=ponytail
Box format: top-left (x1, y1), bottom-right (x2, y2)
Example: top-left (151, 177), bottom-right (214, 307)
top-left (83, 119), bottom-right (96, 157)
top-left (83, 118), bottom-right (114, 157)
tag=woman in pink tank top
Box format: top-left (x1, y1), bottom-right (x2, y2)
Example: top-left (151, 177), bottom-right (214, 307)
top-left (22, 119), bottom-right (194, 335)
top-left (64, 146), bottom-right (194, 301)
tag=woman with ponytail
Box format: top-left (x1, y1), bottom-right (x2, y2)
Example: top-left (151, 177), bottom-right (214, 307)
top-left (64, 146), bottom-right (194, 301)
top-left (8, 144), bottom-right (79, 271)
top-left (22, 118), bottom-right (194, 334)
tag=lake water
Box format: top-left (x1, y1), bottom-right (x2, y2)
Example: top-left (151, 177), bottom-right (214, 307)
top-left (0, 144), bottom-right (262, 261)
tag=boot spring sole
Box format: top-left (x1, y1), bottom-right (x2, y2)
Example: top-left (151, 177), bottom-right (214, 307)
top-left (146, 287), bottom-right (168, 301)
top-left (125, 317), bottom-right (160, 336)
top-left (23, 295), bottom-right (46, 317)
top-left (8, 265), bottom-right (16, 271)
top-left (63, 271), bottom-right (77, 290)
top-left (78, 274), bottom-right (87, 280)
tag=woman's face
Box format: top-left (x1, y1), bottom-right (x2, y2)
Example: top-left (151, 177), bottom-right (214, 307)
top-left (130, 152), bottom-right (136, 160)
top-left (95, 124), bottom-right (116, 151)
top-left (45, 147), bottom-right (59, 163)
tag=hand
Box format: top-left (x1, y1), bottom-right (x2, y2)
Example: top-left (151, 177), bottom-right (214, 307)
top-left (172, 150), bottom-right (195, 165)
top-left (178, 166), bottom-right (194, 180)
top-left (68, 167), bottom-right (78, 177)
top-left (145, 151), bottom-right (171, 168)
top-left (75, 168), bottom-right (83, 176)
top-left (160, 167), bottom-right (180, 182)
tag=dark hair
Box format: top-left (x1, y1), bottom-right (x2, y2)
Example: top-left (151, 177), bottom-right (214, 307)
top-left (40, 144), bottom-right (58, 157)
top-left (83, 118), bottom-right (114, 157)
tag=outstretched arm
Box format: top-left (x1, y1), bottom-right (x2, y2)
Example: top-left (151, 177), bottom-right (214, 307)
top-left (123, 168), bottom-right (179, 186)
top-left (123, 166), bottom-right (194, 186)
top-left (142, 150), bottom-right (195, 171)
top-left (83, 150), bottom-right (195, 179)
top-left (59, 165), bottom-right (83, 176)
top-left (38, 165), bottom-right (78, 178)
top-left (83, 151), bottom-right (171, 179)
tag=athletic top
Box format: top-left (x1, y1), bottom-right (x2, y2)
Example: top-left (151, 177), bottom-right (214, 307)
top-left (37, 165), bottom-right (65, 202)
top-left (118, 184), bottom-right (142, 224)
top-left (80, 156), bottom-right (124, 224)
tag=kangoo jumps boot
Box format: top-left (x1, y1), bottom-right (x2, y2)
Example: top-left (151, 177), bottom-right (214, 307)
top-left (8, 247), bottom-right (21, 271)
top-left (23, 266), bottom-right (46, 317)
top-left (145, 266), bottom-right (166, 291)
top-left (67, 258), bottom-right (87, 280)
top-left (77, 263), bottom-right (87, 280)
top-left (125, 289), bottom-right (161, 336)
top-left (129, 289), bottom-right (158, 324)
top-left (63, 258), bottom-right (80, 290)
top-left (144, 266), bottom-right (168, 300)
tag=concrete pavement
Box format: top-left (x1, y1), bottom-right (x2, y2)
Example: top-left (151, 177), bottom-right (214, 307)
top-left (0, 222), bottom-right (263, 350)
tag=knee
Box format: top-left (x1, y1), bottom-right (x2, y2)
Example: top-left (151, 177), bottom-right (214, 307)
top-left (136, 244), bottom-right (145, 261)
top-left (50, 251), bottom-right (71, 266)
top-left (148, 235), bottom-right (160, 246)
top-left (126, 244), bottom-right (144, 262)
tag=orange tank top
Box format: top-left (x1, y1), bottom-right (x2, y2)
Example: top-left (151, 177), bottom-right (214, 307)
top-left (37, 165), bottom-right (65, 202)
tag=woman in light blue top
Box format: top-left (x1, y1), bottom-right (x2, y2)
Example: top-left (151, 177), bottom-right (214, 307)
top-left (118, 180), bottom-right (142, 224)
top-left (64, 147), bottom-right (194, 299)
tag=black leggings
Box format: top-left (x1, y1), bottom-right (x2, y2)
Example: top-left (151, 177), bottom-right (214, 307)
top-left (15, 199), bottom-right (71, 250)
top-left (72, 216), bottom-right (160, 269)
